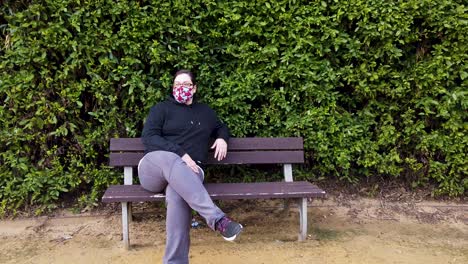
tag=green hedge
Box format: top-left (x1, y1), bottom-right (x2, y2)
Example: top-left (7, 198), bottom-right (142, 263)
top-left (1, 0), bottom-right (467, 215)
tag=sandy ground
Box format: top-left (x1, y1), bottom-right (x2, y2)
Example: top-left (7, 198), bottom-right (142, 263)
top-left (1, 197), bottom-right (467, 264)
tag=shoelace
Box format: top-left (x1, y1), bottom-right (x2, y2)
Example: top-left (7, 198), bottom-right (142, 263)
top-left (216, 217), bottom-right (231, 233)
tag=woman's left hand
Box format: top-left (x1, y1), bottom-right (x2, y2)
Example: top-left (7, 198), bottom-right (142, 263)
top-left (211, 138), bottom-right (228, 161)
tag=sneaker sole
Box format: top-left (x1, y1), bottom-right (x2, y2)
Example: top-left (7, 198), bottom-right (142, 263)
top-left (223, 224), bottom-right (243, 242)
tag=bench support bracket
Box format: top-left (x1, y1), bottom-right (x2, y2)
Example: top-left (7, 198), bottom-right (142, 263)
top-left (124, 167), bottom-right (133, 222)
top-left (283, 164), bottom-right (293, 182)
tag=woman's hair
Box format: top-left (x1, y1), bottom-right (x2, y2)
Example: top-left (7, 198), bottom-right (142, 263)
top-left (173, 69), bottom-right (196, 84)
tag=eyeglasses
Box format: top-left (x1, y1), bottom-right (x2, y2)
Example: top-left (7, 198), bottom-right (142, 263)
top-left (173, 82), bottom-right (194, 87)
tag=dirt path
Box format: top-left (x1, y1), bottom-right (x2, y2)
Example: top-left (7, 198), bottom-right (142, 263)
top-left (1, 197), bottom-right (467, 264)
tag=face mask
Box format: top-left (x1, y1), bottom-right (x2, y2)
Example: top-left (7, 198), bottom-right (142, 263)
top-left (173, 84), bottom-right (194, 104)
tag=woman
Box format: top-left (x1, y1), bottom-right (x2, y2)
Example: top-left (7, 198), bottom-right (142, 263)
top-left (138, 70), bottom-right (243, 264)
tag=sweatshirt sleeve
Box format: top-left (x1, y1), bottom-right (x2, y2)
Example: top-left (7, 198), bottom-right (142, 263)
top-left (211, 114), bottom-right (230, 142)
top-left (142, 104), bottom-right (186, 157)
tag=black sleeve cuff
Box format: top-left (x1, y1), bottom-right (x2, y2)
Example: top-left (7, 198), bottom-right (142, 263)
top-left (175, 148), bottom-right (187, 158)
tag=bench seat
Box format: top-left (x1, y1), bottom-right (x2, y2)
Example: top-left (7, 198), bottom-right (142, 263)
top-left (102, 181), bottom-right (326, 203)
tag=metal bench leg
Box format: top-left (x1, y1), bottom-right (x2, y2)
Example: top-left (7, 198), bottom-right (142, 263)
top-left (298, 198), bottom-right (307, 241)
top-left (122, 202), bottom-right (130, 250)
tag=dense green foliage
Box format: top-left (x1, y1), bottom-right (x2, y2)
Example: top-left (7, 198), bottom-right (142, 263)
top-left (1, 0), bottom-right (467, 215)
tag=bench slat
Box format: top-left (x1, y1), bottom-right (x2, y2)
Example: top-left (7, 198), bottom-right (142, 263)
top-left (110, 137), bottom-right (303, 152)
top-left (109, 150), bottom-right (304, 167)
top-left (102, 181), bottom-right (326, 203)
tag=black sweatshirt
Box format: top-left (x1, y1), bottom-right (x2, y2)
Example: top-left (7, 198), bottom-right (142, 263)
top-left (141, 96), bottom-right (230, 164)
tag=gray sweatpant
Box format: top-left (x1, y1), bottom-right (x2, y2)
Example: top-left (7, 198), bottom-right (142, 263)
top-left (138, 151), bottom-right (225, 264)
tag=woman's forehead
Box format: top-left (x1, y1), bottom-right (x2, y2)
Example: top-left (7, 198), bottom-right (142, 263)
top-left (174, 74), bottom-right (192, 83)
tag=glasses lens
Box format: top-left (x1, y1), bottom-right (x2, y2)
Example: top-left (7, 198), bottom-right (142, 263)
top-left (174, 82), bottom-right (193, 87)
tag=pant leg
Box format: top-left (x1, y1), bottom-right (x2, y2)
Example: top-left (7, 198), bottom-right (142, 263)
top-left (163, 184), bottom-right (191, 264)
top-left (163, 169), bottom-right (205, 264)
top-left (138, 151), bottom-right (225, 230)
top-left (138, 155), bottom-right (167, 192)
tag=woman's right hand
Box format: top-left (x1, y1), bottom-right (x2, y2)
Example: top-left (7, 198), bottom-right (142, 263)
top-left (181, 154), bottom-right (199, 174)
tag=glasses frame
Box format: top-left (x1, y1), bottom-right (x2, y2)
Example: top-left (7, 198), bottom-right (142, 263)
top-left (173, 82), bottom-right (194, 87)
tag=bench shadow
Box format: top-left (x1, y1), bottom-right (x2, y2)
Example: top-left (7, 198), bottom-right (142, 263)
top-left (127, 242), bottom-right (159, 250)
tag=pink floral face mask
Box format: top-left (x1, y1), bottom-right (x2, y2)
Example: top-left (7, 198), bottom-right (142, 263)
top-left (173, 84), bottom-right (194, 104)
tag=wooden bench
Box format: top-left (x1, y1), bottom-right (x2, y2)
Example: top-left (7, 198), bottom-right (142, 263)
top-left (102, 137), bottom-right (326, 249)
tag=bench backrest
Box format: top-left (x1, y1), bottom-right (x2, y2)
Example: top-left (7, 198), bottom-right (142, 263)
top-left (109, 137), bottom-right (304, 167)
top-left (109, 137), bottom-right (304, 184)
